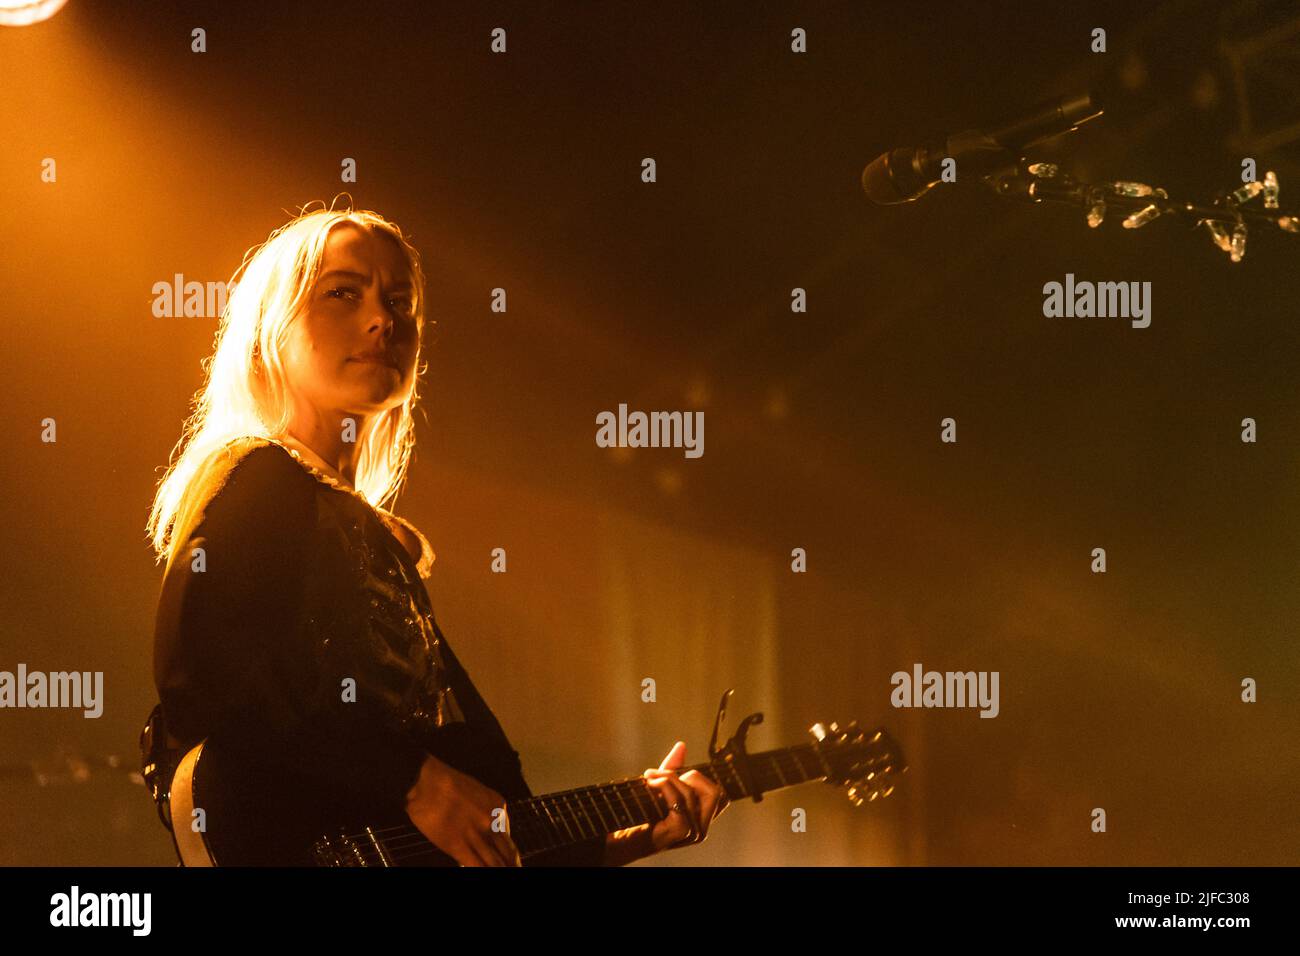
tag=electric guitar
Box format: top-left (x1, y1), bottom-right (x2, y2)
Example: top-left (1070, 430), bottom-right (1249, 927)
top-left (165, 689), bottom-right (907, 866)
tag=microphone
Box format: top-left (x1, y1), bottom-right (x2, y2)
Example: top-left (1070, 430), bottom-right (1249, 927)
top-left (861, 92), bottom-right (1103, 205)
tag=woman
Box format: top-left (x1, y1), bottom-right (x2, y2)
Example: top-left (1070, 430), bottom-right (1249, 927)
top-left (144, 202), bottom-right (727, 866)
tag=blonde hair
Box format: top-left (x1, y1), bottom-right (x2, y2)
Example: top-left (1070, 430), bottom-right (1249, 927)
top-left (146, 199), bottom-right (431, 572)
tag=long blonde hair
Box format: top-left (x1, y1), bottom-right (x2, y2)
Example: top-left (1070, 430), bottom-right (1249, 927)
top-left (146, 200), bottom-right (431, 572)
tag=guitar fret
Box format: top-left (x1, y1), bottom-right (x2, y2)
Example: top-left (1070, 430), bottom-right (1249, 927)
top-left (516, 802), bottom-right (550, 853)
top-left (725, 758), bottom-right (746, 799)
top-left (793, 746), bottom-right (813, 780)
top-left (789, 748), bottom-right (811, 780)
top-left (617, 784), bottom-right (636, 827)
top-left (550, 794), bottom-right (577, 842)
top-left (805, 745), bottom-right (828, 780)
top-left (781, 750), bottom-right (801, 781)
top-left (579, 790), bottom-right (603, 838)
top-left (567, 790), bottom-right (593, 839)
top-left (558, 791), bottom-right (577, 838)
top-left (613, 785), bottom-right (630, 827)
top-left (586, 788), bottom-right (610, 830)
top-left (631, 780), bottom-right (659, 823)
top-left (598, 785), bottom-right (618, 832)
top-left (528, 796), bottom-right (547, 847)
top-left (769, 753), bottom-right (789, 787)
top-left (543, 796), bottom-right (569, 848)
top-left (788, 750), bottom-right (807, 781)
top-left (629, 785), bottom-right (644, 824)
top-left (599, 786), bottom-right (622, 829)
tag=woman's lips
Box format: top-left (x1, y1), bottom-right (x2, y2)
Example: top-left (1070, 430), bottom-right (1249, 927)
top-left (351, 354), bottom-right (399, 370)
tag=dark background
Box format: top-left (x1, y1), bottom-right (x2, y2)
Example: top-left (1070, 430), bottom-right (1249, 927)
top-left (1, 0), bottom-right (1296, 865)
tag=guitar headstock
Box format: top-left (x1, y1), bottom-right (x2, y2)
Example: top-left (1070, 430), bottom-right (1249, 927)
top-left (809, 720), bottom-right (907, 806)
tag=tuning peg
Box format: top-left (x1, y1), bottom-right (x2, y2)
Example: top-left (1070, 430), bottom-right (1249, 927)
top-left (809, 722), bottom-right (827, 742)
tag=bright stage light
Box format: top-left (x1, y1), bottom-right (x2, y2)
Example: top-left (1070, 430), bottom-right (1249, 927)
top-left (0, 0), bottom-right (70, 27)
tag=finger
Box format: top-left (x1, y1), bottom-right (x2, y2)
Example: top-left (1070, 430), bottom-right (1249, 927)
top-left (644, 773), bottom-right (677, 813)
top-left (471, 827), bottom-right (514, 867)
top-left (670, 767), bottom-right (702, 819)
top-left (648, 769), bottom-right (700, 828)
top-left (455, 836), bottom-right (492, 867)
top-left (717, 783), bottom-right (731, 812)
top-left (658, 740), bottom-right (686, 771)
top-left (504, 834), bottom-right (523, 867)
top-left (646, 775), bottom-right (691, 839)
top-left (676, 772), bottom-right (702, 829)
top-left (502, 825), bottom-right (523, 867)
top-left (679, 770), bottom-right (721, 835)
top-left (474, 807), bottom-right (517, 867)
top-left (494, 832), bottom-right (522, 867)
top-left (648, 771), bottom-right (686, 809)
top-left (492, 827), bottom-right (522, 867)
top-left (681, 770), bottom-right (726, 823)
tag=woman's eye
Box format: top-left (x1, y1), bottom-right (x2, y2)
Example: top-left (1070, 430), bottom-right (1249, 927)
top-left (325, 287), bottom-right (358, 299)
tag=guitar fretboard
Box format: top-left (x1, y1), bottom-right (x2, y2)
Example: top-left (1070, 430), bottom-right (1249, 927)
top-left (319, 728), bottom-right (901, 866)
top-left (506, 742), bottom-right (831, 857)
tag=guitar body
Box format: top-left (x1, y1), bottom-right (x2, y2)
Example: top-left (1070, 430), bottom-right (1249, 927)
top-left (168, 738), bottom-right (457, 867)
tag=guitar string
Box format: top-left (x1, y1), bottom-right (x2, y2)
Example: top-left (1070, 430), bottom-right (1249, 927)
top-left (374, 780), bottom-right (670, 863)
top-left (324, 747), bottom-right (885, 865)
top-left (328, 776), bottom-right (676, 862)
top-left (340, 771), bottom-right (891, 867)
top-left (341, 746), bottom-right (816, 847)
top-left (324, 753), bottom-right (891, 866)
top-left (371, 777), bottom-right (785, 863)
top-left (322, 773), bottom-right (700, 865)
top-left (339, 762), bottom-right (747, 851)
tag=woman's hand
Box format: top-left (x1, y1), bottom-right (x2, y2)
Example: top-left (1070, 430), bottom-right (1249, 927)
top-left (642, 740), bottom-right (730, 855)
top-left (404, 754), bottom-right (522, 866)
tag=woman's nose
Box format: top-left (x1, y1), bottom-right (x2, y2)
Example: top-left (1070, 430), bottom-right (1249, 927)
top-left (367, 298), bottom-right (394, 336)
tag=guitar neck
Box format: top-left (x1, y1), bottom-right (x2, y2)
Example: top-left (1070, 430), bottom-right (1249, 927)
top-left (316, 725), bottom-right (902, 865)
top-left (506, 742), bottom-right (831, 858)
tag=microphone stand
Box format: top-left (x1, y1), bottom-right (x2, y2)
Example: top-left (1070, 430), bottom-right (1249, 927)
top-left (981, 159), bottom-right (1300, 262)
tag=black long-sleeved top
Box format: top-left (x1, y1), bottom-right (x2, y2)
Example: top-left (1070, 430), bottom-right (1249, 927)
top-left (151, 435), bottom-right (605, 866)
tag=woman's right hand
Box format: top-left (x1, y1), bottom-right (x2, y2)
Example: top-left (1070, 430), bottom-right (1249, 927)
top-left (404, 754), bottom-right (522, 866)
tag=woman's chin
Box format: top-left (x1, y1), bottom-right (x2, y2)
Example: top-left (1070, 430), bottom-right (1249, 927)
top-left (335, 388), bottom-right (402, 414)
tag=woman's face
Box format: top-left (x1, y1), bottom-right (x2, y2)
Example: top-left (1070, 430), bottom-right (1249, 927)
top-left (282, 223), bottom-right (420, 425)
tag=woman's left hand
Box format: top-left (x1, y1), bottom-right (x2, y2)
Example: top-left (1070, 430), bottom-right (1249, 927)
top-left (642, 740), bottom-right (730, 854)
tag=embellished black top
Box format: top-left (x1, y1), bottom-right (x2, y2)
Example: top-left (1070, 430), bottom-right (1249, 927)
top-left (150, 435), bottom-right (604, 866)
